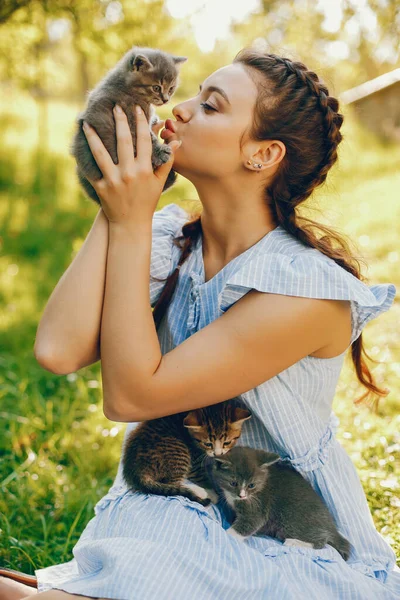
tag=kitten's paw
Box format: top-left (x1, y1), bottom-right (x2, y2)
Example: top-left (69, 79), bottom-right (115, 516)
top-left (197, 497), bottom-right (211, 507)
top-left (184, 483), bottom-right (208, 500)
top-left (152, 144), bottom-right (172, 167)
top-left (226, 527), bottom-right (247, 543)
top-left (204, 489), bottom-right (219, 504)
top-left (284, 538), bottom-right (314, 549)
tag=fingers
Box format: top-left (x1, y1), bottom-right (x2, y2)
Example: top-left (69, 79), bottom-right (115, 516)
top-left (113, 104), bottom-right (135, 174)
top-left (134, 105), bottom-right (152, 171)
top-left (82, 121), bottom-right (117, 181)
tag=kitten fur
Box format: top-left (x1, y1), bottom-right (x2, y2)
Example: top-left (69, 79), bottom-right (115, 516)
top-left (212, 446), bottom-right (351, 560)
top-left (122, 401), bottom-right (251, 506)
top-left (71, 46), bottom-right (187, 203)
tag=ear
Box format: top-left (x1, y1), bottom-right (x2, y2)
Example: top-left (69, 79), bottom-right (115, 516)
top-left (259, 453), bottom-right (281, 471)
top-left (183, 410), bottom-right (203, 431)
top-left (172, 56), bottom-right (188, 65)
top-left (214, 458), bottom-right (231, 470)
top-left (258, 140), bottom-right (286, 170)
top-left (245, 140), bottom-right (286, 171)
top-left (231, 407), bottom-right (252, 428)
top-left (131, 54), bottom-right (153, 72)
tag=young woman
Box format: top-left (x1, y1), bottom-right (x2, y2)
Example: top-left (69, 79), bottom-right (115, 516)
top-left (2, 48), bottom-right (398, 600)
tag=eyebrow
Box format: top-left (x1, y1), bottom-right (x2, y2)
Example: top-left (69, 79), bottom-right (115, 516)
top-left (198, 83), bottom-right (231, 105)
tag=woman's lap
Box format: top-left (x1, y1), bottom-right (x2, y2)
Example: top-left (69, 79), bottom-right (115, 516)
top-left (34, 489), bottom-right (400, 600)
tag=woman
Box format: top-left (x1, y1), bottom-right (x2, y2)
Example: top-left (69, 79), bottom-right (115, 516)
top-left (2, 48), bottom-right (399, 600)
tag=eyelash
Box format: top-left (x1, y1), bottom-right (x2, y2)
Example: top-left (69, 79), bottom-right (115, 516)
top-left (200, 102), bottom-right (217, 112)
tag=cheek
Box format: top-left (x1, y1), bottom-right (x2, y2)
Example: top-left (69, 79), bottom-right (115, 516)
top-left (203, 124), bottom-right (238, 155)
top-left (176, 124), bottom-right (240, 171)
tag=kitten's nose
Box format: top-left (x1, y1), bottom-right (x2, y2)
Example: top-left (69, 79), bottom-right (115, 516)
top-left (214, 441), bottom-right (223, 456)
top-left (239, 490), bottom-right (247, 499)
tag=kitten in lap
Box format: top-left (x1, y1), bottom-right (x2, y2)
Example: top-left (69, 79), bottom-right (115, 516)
top-left (71, 46), bottom-right (187, 204)
top-left (212, 446), bottom-right (351, 560)
top-left (122, 401), bottom-right (252, 506)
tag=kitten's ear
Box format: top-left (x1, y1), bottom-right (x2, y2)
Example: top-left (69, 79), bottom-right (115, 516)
top-left (172, 56), bottom-right (188, 65)
top-left (260, 453), bottom-right (281, 471)
top-left (131, 54), bottom-right (153, 72)
top-left (231, 407), bottom-right (252, 428)
top-left (214, 458), bottom-right (231, 470)
top-left (183, 410), bottom-right (203, 431)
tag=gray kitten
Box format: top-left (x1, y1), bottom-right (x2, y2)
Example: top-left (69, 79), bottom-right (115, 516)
top-left (71, 46), bottom-right (187, 203)
top-left (211, 446), bottom-right (351, 560)
top-left (122, 401), bottom-right (252, 506)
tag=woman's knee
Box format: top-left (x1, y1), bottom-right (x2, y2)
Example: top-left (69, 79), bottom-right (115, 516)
top-left (31, 591), bottom-right (115, 600)
top-left (29, 591), bottom-right (96, 599)
top-left (0, 576), bottom-right (37, 599)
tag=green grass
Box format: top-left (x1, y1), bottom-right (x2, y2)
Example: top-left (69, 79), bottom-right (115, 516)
top-left (0, 92), bottom-right (399, 572)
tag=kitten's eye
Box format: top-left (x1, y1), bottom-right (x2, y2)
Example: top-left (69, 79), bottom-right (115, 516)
top-left (204, 443), bottom-right (213, 448)
top-left (200, 102), bottom-right (217, 113)
top-left (230, 481), bottom-right (238, 487)
top-left (169, 87), bottom-right (175, 93)
top-left (247, 483), bottom-right (256, 489)
top-left (223, 441), bottom-right (231, 447)
top-left (152, 85), bottom-right (161, 93)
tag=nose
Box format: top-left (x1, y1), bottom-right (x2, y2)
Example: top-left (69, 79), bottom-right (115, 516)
top-left (172, 100), bottom-right (191, 122)
top-left (239, 490), bottom-right (247, 498)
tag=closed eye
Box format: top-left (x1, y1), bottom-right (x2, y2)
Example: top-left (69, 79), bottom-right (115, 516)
top-left (200, 102), bottom-right (217, 112)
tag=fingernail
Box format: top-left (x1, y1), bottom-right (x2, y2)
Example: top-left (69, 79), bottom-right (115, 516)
top-left (136, 105), bottom-right (142, 114)
top-left (114, 104), bottom-right (122, 113)
top-left (82, 121), bottom-right (90, 131)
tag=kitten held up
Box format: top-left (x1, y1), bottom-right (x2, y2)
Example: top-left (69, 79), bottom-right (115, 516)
top-left (212, 446), bottom-right (351, 560)
top-left (122, 400), bottom-right (251, 506)
top-left (71, 46), bottom-right (187, 204)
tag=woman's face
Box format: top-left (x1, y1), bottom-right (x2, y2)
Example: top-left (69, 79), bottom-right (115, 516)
top-left (161, 62), bottom-right (259, 180)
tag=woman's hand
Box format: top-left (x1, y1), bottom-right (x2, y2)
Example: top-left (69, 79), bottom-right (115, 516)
top-left (82, 104), bottom-right (181, 227)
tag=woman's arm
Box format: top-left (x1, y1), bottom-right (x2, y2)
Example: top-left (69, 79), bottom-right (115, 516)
top-left (34, 207), bottom-right (109, 375)
top-left (100, 223), bottom-right (347, 422)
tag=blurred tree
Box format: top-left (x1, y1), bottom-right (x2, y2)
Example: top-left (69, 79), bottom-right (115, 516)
top-left (0, 0), bottom-right (33, 24)
top-left (231, 0), bottom-right (400, 93)
top-left (343, 0), bottom-right (400, 84)
top-left (0, 0), bottom-right (198, 101)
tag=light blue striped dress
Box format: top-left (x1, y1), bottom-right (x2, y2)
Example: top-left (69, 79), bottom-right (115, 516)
top-left (36, 203), bottom-right (400, 599)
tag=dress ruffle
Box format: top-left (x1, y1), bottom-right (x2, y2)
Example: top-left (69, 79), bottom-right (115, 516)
top-left (281, 412), bottom-right (338, 472)
top-left (217, 251), bottom-right (396, 343)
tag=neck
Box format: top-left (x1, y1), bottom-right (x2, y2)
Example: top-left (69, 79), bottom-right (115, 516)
top-left (192, 177), bottom-right (278, 266)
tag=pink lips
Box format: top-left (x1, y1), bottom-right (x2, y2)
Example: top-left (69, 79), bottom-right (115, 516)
top-left (161, 119), bottom-right (179, 144)
top-left (165, 119), bottom-right (176, 133)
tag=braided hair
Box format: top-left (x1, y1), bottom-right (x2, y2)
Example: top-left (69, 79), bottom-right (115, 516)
top-left (152, 48), bottom-right (389, 408)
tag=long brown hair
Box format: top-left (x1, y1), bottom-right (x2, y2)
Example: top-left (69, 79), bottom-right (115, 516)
top-left (152, 48), bottom-right (389, 408)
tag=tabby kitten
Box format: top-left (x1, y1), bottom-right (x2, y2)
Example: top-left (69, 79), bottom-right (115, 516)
top-left (212, 446), bottom-right (351, 560)
top-left (71, 46), bottom-right (187, 203)
top-left (122, 401), bottom-right (252, 507)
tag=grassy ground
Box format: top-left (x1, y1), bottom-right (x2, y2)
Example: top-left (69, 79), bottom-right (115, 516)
top-left (0, 91), bottom-right (399, 572)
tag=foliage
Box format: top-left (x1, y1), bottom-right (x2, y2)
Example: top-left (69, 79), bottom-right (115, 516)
top-left (232, 0), bottom-right (400, 92)
top-left (0, 0), bottom-right (200, 101)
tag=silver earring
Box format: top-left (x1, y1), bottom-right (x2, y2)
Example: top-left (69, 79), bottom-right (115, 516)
top-left (246, 159), bottom-right (263, 169)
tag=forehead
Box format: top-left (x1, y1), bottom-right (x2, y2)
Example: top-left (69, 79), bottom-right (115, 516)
top-left (203, 63), bottom-right (258, 110)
